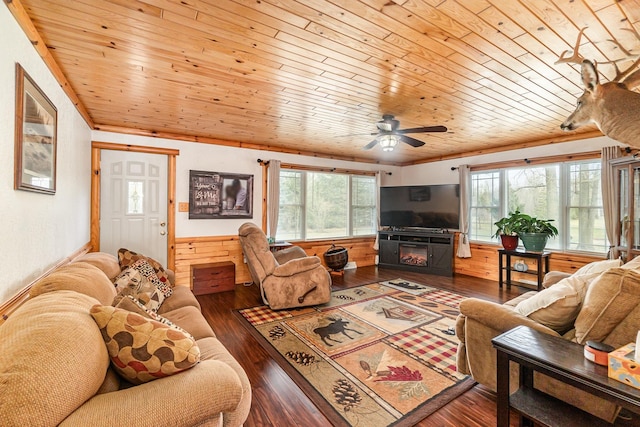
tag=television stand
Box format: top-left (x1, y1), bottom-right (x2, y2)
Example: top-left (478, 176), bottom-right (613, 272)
top-left (378, 229), bottom-right (454, 276)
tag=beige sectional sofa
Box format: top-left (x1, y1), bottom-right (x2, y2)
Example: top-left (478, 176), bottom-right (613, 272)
top-left (0, 252), bottom-right (251, 427)
top-left (456, 256), bottom-right (640, 423)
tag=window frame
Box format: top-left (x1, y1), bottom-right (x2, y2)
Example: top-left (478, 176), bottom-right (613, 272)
top-left (469, 157), bottom-right (607, 255)
top-left (276, 168), bottom-right (377, 241)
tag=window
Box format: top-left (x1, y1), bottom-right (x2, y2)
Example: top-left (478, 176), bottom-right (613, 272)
top-left (469, 171), bottom-right (500, 241)
top-left (127, 181), bottom-right (144, 214)
top-left (470, 160), bottom-right (607, 254)
top-left (276, 170), bottom-right (376, 241)
top-left (567, 162), bottom-right (605, 252)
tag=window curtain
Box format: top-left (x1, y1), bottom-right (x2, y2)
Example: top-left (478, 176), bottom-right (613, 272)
top-left (601, 146), bottom-right (621, 259)
top-left (456, 164), bottom-right (472, 258)
top-left (373, 171), bottom-right (382, 258)
top-left (267, 160), bottom-right (281, 240)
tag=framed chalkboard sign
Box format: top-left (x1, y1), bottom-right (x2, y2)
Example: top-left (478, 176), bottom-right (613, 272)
top-left (189, 170), bottom-right (253, 219)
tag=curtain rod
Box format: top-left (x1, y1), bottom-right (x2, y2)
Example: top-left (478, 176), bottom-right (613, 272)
top-left (257, 159), bottom-right (384, 176)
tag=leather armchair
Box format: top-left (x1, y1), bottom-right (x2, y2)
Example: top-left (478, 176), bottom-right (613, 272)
top-left (238, 222), bottom-right (331, 310)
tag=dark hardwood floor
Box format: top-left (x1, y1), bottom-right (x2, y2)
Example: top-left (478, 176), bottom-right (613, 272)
top-left (195, 266), bottom-right (633, 427)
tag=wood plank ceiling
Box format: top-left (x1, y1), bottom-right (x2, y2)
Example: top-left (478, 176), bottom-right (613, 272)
top-left (11, 0), bottom-right (640, 164)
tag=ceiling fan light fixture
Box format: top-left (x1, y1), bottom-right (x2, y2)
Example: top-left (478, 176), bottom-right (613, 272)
top-left (379, 134), bottom-right (399, 152)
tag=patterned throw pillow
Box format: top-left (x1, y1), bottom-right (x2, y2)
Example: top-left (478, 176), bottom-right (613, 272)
top-left (90, 305), bottom-right (200, 384)
top-left (117, 248), bottom-right (172, 287)
top-left (113, 260), bottom-right (167, 312)
top-left (115, 295), bottom-right (191, 336)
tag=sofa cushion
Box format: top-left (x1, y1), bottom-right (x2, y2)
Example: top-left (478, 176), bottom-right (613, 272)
top-left (113, 259), bottom-right (169, 312)
top-left (541, 271), bottom-right (572, 289)
top-left (74, 252), bottom-right (121, 280)
top-left (118, 248), bottom-right (172, 287)
top-left (574, 258), bottom-right (622, 276)
top-left (90, 305), bottom-right (200, 384)
top-left (157, 285), bottom-right (201, 314)
top-left (0, 291), bottom-right (109, 426)
top-left (161, 305), bottom-right (216, 340)
top-left (503, 291), bottom-right (538, 308)
top-left (621, 256), bottom-right (640, 271)
top-left (30, 262), bottom-right (116, 305)
top-left (513, 273), bottom-right (600, 333)
top-left (96, 366), bottom-right (121, 394)
top-left (574, 268), bottom-right (640, 344)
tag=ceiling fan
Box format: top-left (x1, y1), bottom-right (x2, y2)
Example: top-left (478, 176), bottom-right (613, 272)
top-left (362, 114), bottom-right (448, 151)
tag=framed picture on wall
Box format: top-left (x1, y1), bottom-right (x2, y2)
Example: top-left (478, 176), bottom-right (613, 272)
top-left (189, 170), bottom-right (253, 219)
top-left (14, 63), bottom-right (57, 194)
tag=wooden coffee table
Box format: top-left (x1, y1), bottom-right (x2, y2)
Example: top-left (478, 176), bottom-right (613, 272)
top-left (492, 326), bottom-right (640, 427)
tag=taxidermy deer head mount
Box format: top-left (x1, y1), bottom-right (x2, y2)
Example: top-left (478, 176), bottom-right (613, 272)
top-left (556, 27), bottom-right (640, 148)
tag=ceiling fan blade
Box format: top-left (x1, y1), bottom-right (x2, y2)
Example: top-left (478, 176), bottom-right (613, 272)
top-left (397, 125), bottom-right (448, 134)
top-left (400, 135), bottom-right (426, 147)
top-left (362, 139), bottom-right (379, 150)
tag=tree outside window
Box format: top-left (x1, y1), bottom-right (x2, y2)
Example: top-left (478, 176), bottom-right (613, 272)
top-left (469, 160), bottom-right (607, 254)
top-left (276, 170), bottom-right (376, 241)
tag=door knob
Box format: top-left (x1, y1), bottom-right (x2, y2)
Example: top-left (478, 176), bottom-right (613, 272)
top-left (160, 231), bottom-right (166, 236)
top-left (160, 222), bottom-right (166, 227)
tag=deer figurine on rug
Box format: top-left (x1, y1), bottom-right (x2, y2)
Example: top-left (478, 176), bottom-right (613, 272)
top-left (556, 27), bottom-right (640, 148)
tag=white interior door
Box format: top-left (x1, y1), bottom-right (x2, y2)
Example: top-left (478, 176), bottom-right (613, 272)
top-left (100, 150), bottom-right (168, 266)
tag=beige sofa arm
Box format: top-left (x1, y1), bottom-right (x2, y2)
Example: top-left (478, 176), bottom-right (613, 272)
top-left (60, 360), bottom-right (244, 427)
top-left (459, 298), bottom-right (560, 336)
top-left (273, 256), bottom-right (322, 277)
top-left (165, 268), bottom-right (176, 286)
top-left (542, 271), bottom-right (572, 288)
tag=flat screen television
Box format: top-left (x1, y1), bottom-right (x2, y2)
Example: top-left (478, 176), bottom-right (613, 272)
top-left (380, 184), bottom-right (460, 230)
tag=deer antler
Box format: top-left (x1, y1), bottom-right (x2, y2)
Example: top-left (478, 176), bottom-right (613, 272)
top-left (555, 27), bottom-right (587, 65)
top-left (556, 27), bottom-right (640, 89)
top-left (601, 28), bottom-right (640, 88)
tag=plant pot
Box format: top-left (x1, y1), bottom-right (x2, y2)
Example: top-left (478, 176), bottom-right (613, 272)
top-left (500, 235), bottom-right (519, 250)
top-left (519, 233), bottom-right (548, 252)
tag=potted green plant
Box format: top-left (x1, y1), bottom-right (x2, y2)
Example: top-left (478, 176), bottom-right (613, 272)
top-left (493, 211), bottom-right (522, 250)
top-left (512, 212), bottom-right (558, 252)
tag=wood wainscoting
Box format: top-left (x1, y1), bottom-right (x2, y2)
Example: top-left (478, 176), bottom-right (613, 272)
top-left (174, 236), bottom-right (378, 288)
top-left (452, 238), bottom-right (604, 281)
top-left (175, 233), bottom-right (603, 289)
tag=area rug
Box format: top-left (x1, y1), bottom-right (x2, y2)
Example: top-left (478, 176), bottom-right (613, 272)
top-left (235, 279), bottom-right (475, 427)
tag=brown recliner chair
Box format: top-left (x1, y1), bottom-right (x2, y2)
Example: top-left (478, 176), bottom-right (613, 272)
top-left (238, 222), bottom-right (332, 310)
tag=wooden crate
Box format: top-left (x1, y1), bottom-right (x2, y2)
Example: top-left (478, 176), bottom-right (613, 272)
top-left (191, 261), bottom-right (235, 295)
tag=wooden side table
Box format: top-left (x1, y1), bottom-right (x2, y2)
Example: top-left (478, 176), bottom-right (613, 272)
top-left (498, 248), bottom-right (550, 291)
top-left (191, 261), bottom-right (235, 295)
top-left (492, 326), bottom-right (640, 427)
top-left (269, 241), bottom-right (292, 253)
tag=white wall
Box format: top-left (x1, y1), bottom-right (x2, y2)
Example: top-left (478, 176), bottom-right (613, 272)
top-left (1, 5), bottom-right (92, 302)
top-left (398, 136), bottom-right (624, 185)
top-left (92, 131), bottom-right (402, 237)
top-left (90, 131), bottom-right (622, 240)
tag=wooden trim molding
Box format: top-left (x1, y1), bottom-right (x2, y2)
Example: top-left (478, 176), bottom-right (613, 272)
top-left (90, 141), bottom-right (179, 270)
top-left (470, 151), bottom-right (601, 172)
top-left (4, 0), bottom-right (94, 127)
top-left (281, 162), bottom-right (377, 176)
top-left (404, 130), bottom-right (605, 165)
top-left (0, 242), bottom-right (92, 325)
top-left (92, 141), bottom-right (179, 156)
top-left (94, 124), bottom-right (403, 166)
